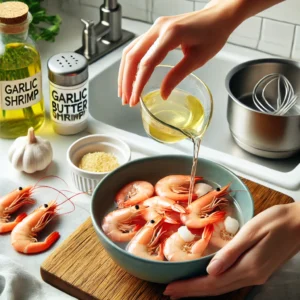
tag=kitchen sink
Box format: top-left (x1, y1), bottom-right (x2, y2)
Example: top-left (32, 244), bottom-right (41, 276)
top-left (89, 48), bottom-right (300, 177)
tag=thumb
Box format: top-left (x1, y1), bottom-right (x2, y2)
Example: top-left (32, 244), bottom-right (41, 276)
top-left (207, 225), bottom-right (261, 276)
top-left (160, 52), bottom-right (204, 100)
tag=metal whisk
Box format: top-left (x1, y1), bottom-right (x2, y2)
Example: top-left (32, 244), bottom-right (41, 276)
top-left (252, 73), bottom-right (298, 116)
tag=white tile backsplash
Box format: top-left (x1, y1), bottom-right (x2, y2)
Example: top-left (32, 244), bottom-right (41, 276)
top-left (258, 19), bottom-right (294, 57)
top-left (292, 26), bottom-right (300, 60)
top-left (64, 0), bottom-right (300, 59)
top-left (257, 0), bottom-right (300, 26)
top-left (80, 0), bottom-right (102, 7)
top-left (228, 17), bottom-right (262, 49)
top-left (153, 0), bottom-right (193, 17)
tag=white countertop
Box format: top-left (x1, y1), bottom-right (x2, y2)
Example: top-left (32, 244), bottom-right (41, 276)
top-left (1, 5), bottom-right (300, 300)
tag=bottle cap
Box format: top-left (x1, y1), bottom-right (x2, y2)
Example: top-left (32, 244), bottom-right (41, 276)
top-left (48, 52), bottom-right (89, 86)
top-left (0, 2), bottom-right (29, 25)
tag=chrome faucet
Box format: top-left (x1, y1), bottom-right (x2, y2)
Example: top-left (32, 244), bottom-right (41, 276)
top-left (75, 0), bottom-right (135, 64)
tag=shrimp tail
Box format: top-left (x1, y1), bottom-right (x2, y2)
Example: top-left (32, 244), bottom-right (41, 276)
top-left (191, 224), bottom-right (214, 254)
top-left (171, 203), bottom-right (186, 213)
top-left (165, 215), bottom-right (180, 224)
top-left (21, 231), bottom-right (60, 254)
top-left (0, 213), bottom-right (27, 234)
top-left (207, 211), bottom-right (226, 224)
top-left (202, 224), bottom-right (214, 240)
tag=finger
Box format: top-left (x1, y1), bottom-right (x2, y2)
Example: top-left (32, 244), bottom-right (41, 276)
top-left (122, 30), bottom-right (159, 105)
top-left (165, 247), bottom-right (254, 298)
top-left (129, 32), bottom-right (180, 106)
top-left (165, 231), bottom-right (280, 299)
top-left (118, 35), bottom-right (143, 102)
top-left (164, 272), bottom-right (248, 298)
top-left (160, 51), bottom-right (201, 100)
top-left (207, 222), bottom-right (266, 276)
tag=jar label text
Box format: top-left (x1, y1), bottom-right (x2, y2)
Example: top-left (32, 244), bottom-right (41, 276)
top-left (0, 72), bottom-right (42, 110)
top-left (50, 80), bottom-right (89, 124)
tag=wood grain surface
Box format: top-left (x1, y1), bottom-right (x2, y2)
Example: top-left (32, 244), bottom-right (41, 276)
top-left (41, 178), bottom-right (294, 300)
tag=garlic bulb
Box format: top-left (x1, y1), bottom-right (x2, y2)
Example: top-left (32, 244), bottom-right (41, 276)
top-left (8, 127), bottom-right (53, 174)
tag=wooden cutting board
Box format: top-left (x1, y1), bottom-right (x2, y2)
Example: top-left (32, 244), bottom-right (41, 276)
top-left (41, 178), bottom-right (294, 300)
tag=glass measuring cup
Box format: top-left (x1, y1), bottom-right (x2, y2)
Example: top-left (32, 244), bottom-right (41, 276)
top-left (140, 65), bottom-right (213, 143)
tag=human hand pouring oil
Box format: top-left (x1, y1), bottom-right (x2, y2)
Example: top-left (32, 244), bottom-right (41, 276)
top-left (140, 65), bottom-right (213, 205)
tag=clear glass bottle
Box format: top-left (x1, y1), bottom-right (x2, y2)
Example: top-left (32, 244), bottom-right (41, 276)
top-left (0, 2), bottom-right (45, 138)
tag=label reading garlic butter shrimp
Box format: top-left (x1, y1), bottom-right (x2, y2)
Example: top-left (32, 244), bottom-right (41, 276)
top-left (50, 80), bottom-right (88, 124)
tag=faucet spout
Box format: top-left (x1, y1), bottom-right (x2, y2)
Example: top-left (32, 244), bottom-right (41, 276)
top-left (95, 23), bottom-right (110, 41)
top-left (104, 0), bottom-right (118, 10)
top-left (75, 0), bottom-right (135, 64)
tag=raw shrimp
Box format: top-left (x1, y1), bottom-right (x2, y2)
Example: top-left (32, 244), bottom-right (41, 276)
top-left (127, 216), bottom-right (165, 261)
top-left (11, 200), bottom-right (60, 254)
top-left (116, 181), bottom-right (154, 208)
top-left (142, 196), bottom-right (186, 222)
top-left (102, 204), bottom-right (146, 242)
top-left (163, 224), bottom-right (214, 261)
top-left (210, 216), bottom-right (240, 249)
top-left (180, 184), bottom-right (230, 228)
top-left (0, 186), bottom-right (35, 233)
top-left (181, 209), bottom-right (226, 229)
top-left (155, 175), bottom-right (202, 202)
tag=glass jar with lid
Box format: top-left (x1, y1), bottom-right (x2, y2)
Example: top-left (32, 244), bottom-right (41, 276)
top-left (0, 1), bottom-right (45, 138)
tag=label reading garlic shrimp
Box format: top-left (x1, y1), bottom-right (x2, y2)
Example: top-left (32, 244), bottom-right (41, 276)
top-left (50, 80), bottom-right (88, 124)
top-left (0, 72), bottom-right (42, 110)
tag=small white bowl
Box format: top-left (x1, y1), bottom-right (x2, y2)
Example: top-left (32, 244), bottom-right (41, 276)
top-left (67, 134), bottom-right (131, 194)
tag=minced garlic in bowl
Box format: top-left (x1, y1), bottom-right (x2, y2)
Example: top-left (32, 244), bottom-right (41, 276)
top-left (78, 152), bottom-right (120, 173)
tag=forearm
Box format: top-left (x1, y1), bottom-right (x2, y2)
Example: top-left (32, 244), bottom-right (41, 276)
top-left (230, 0), bottom-right (284, 21)
top-left (209, 0), bottom-right (284, 35)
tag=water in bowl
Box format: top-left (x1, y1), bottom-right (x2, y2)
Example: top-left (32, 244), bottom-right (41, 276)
top-left (104, 179), bottom-right (243, 257)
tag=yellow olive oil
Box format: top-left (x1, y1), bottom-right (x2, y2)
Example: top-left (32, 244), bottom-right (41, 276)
top-left (0, 43), bottom-right (45, 138)
top-left (141, 89), bottom-right (205, 143)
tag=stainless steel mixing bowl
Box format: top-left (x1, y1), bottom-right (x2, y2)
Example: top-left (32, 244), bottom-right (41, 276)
top-left (226, 58), bottom-right (300, 159)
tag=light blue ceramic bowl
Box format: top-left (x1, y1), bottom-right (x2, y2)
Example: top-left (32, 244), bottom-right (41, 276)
top-left (91, 155), bottom-right (254, 284)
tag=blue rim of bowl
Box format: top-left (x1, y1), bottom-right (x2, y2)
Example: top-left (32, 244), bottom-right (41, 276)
top-left (66, 134), bottom-right (131, 176)
top-left (91, 154), bottom-right (254, 265)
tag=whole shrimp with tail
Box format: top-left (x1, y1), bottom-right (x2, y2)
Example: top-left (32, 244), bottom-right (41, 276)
top-left (0, 186), bottom-right (35, 233)
top-left (181, 184), bottom-right (231, 228)
top-left (11, 192), bottom-right (77, 254)
top-left (127, 216), bottom-right (165, 261)
top-left (164, 224), bottom-right (214, 262)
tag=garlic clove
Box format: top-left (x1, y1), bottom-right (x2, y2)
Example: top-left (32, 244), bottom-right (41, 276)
top-left (178, 226), bottom-right (195, 242)
top-left (224, 216), bottom-right (239, 235)
top-left (194, 183), bottom-right (213, 197)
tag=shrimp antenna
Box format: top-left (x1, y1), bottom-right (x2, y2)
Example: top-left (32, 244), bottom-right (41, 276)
top-left (59, 190), bottom-right (90, 214)
top-left (32, 175), bottom-right (68, 189)
top-left (56, 192), bottom-right (86, 216)
top-left (33, 185), bottom-right (70, 199)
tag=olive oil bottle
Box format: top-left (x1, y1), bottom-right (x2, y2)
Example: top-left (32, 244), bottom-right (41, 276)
top-left (0, 2), bottom-right (45, 138)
